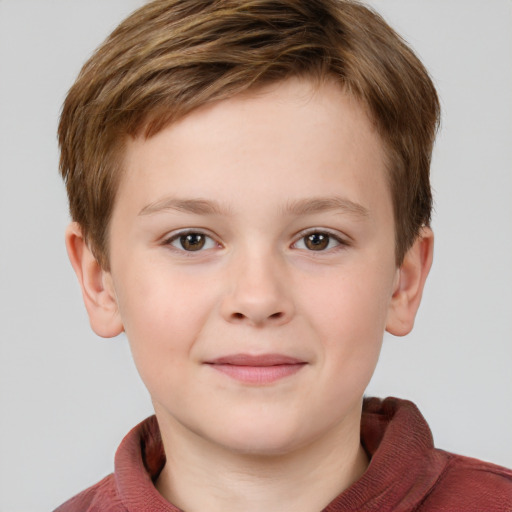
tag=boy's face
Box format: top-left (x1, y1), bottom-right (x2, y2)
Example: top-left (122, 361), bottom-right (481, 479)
top-left (105, 78), bottom-right (401, 454)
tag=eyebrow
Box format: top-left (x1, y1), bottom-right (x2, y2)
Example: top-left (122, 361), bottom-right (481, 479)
top-left (138, 195), bottom-right (369, 218)
top-left (283, 196), bottom-right (370, 218)
top-left (139, 197), bottom-right (230, 216)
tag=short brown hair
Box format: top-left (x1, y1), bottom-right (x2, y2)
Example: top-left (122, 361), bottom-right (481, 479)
top-left (59, 0), bottom-right (440, 269)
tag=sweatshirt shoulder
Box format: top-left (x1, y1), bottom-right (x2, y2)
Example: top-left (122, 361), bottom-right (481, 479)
top-left (419, 451), bottom-right (512, 511)
top-left (53, 473), bottom-right (126, 512)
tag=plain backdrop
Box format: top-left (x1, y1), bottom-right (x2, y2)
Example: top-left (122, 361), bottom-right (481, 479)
top-left (0, 1), bottom-right (511, 510)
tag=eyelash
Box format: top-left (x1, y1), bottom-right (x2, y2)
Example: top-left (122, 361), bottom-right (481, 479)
top-left (163, 229), bottom-right (349, 254)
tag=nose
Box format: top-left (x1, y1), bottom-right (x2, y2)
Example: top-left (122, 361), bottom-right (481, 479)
top-left (220, 249), bottom-right (294, 327)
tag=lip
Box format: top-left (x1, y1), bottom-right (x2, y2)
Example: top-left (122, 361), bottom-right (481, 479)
top-left (205, 354), bottom-right (307, 384)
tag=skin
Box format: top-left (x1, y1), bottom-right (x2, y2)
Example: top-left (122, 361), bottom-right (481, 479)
top-left (66, 77), bottom-right (433, 512)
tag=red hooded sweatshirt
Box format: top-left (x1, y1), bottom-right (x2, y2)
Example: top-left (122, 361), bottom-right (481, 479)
top-left (54, 397), bottom-right (512, 511)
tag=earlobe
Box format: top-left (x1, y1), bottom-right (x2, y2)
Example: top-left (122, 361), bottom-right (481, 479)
top-left (65, 222), bottom-right (124, 338)
top-left (385, 227), bottom-right (434, 337)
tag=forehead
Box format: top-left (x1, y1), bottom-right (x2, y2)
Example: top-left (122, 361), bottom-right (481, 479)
top-left (117, 77), bottom-right (390, 218)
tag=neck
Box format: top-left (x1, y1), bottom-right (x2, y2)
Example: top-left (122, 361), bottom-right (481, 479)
top-left (155, 408), bottom-right (368, 512)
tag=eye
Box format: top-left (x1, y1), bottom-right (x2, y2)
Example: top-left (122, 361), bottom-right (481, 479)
top-left (167, 231), bottom-right (217, 252)
top-left (294, 231), bottom-right (344, 252)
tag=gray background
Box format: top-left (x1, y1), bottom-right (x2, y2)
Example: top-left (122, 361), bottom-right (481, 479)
top-left (0, 1), bottom-right (511, 510)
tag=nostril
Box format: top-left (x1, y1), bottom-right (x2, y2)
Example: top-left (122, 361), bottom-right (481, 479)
top-left (230, 311), bottom-right (284, 322)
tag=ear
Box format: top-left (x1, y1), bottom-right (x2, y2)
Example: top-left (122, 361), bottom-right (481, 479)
top-left (386, 227), bottom-right (434, 337)
top-left (65, 222), bottom-right (124, 338)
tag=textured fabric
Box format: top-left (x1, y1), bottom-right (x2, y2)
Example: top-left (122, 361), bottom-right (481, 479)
top-left (54, 397), bottom-right (512, 511)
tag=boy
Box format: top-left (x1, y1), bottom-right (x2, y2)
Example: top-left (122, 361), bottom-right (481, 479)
top-left (55, 0), bottom-right (512, 510)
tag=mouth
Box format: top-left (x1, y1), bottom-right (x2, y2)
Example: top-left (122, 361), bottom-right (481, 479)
top-left (204, 354), bottom-right (307, 385)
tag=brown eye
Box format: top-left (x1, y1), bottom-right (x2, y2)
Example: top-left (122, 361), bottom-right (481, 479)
top-left (168, 231), bottom-right (217, 252)
top-left (304, 232), bottom-right (330, 251)
top-left (180, 233), bottom-right (206, 251)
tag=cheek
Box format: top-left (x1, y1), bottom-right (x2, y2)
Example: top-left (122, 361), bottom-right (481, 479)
top-left (113, 261), bottom-right (218, 373)
top-left (297, 263), bottom-right (394, 377)
top-left (301, 266), bottom-right (392, 334)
